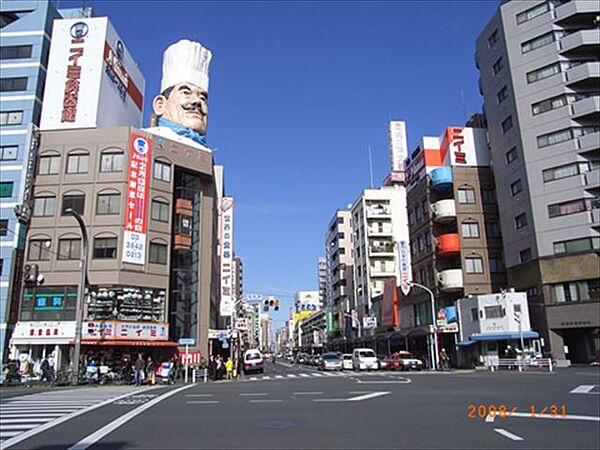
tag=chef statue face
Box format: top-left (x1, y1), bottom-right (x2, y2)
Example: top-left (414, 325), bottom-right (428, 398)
top-left (152, 82), bottom-right (208, 135)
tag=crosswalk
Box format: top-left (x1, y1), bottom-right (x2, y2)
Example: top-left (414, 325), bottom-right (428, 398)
top-left (0, 386), bottom-right (142, 445)
top-left (245, 371), bottom-right (350, 382)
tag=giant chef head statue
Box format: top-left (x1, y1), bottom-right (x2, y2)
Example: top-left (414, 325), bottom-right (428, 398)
top-left (152, 40), bottom-right (212, 145)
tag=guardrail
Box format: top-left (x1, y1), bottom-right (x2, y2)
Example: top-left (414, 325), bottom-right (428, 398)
top-left (484, 357), bottom-right (553, 372)
top-left (192, 368), bottom-right (208, 383)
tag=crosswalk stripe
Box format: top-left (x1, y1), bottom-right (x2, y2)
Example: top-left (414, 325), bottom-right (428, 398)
top-left (287, 374), bottom-right (298, 378)
top-left (1, 413), bottom-right (64, 418)
top-left (299, 374), bottom-right (311, 378)
top-left (1, 424), bottom-right (40, 430)
top-left (1, 431), bottom-right (22, 438)
top-left (275, 375), bottom-right (284, 379)
top-left (1, 418), bottom-right (54, 424)
top-left (262, 376), bottom-right (270, 380)
top-left (312, 373), bottom-right (324, 377)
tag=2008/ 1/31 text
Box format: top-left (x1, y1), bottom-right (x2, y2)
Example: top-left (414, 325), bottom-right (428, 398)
top-left (467, 404), bottom-right (566, 419)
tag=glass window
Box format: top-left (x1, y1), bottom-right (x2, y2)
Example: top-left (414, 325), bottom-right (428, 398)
top-left (38, 155), bottom-right (60, 175)
top-left (488, 30), bottom-right (499, 49)
top-left (67, 152), bottom-right (89, 174)
top-left (416, 204), bottom-right (422, 222)
top-left (489, 257), bottom-right (505, 273)
top-left (58, 238), bottom-right (81, 260)
top-left (548, 199), bottom-right (588, 218)
top-left (457, 187), bottom-right (476, 204)
top-left (521, 30), bottom-right (564, 53)
top-left (497, 86), bottom-right (508, 104)
top-left (408, 209), bottom-right (415, 226)
top-left (0, 145), bottom-right (18, 161)
top-left (527, 62), bottom-right (561, 84)
top-left (0, 182), bottom-right (14, 198)
top-left (515, 213), bottom-right (527, 229)
top-left (554, 237), bottom-right (600, 255)
top-left (149, 242), bottom-right (168, 265)
top-left (492, 57), bottom-right (504, 76)
top-left (151, 200), bottom-right (170, 222)
top-left (154, 160), bottom-right (171, 182)
top-left (461, 222), bottom-right (480, 238)
top-left (465, 257), bottom-right (484, 274)
top-left (421, 198), bottom-right (429, 219)
top-left (0, 77), bottom-right (27, 92)
top-left (93, 237), bottom-right (117, 259)
top-left (0, 110), bottom-right (23, 125)
top-left (543, 161), bottom-right (590, 182)
top-left (33, 196), bottom-right (56, 216)
top-left (100, 151), bottom-right (124, 172)
top-left (510, 179), bottom-right (523, 196)
top-left (517, 2), bottom-right (550, 25)
top-left (471, 308), bottom-right (478, 321)
top-left (501, 116), bottom-right (513, 133)
top-left (61, 194), bottom-right (85, 216)
top-left (481, 188), bottom-right (496, 204)
top-left (0, 45), bottom-right (33, 60)
top-left (28, 239), bottom-right (51, 261)
top-left (96, 193), bottom-right (121, 215)
top-left (485, 222), bottom-right (502, 238)
top-left (520, 248), bottom-right (532, 263)
top-left (484, 305), bottom-right (503, 319)
top-left (506, 147), bottom-right (518, 164)
top-left (0, 219), bottom-right (8, 236)
top-left (425, 230), bottom-right (432, 249)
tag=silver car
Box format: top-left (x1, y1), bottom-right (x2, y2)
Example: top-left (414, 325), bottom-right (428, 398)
top-left (318, 352), bottom-right (342, 371)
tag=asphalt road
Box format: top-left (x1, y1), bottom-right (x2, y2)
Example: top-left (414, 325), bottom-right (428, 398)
top-left (2, 362), bottom-right (599, 449)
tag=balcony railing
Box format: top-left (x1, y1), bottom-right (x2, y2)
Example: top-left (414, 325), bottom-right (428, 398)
top-left (437, 269), bottom-right (463, 292)
top-left (431, 199), bottom-right (456, 223)
top-left (435, 233), bottom-right (460, 255)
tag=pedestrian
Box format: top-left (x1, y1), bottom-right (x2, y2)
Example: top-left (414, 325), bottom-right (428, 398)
top-left (40, 357), bottom-right (52, 382)
top-left (174, 354), bottom-right (182, 381)
top-left (134, 353), bottom-right (145, 386)
top-left (216, 355), bottom-right (224, 381)
top-left (208, 355), bottom-right (216, 381)
top-left (225, 357), bottom-right (233, 380)
top-left (440, 348), bottom-right (450, 371)
top-left (146, 357), bottom-right (156, 385)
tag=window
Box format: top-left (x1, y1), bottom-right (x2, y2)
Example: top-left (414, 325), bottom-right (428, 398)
top-left (548, 199), bottom-right (589, 218)
top-left (421, 198), bottom-right (429, 219)
top-left (0, 110), bottom-right (23, 125)
top-left (484, 305), bottom-right (503, 319)
top-left (0, 145), bottom-right (18, 161)
top-left (58, 238), bottom-right (81, 260)
top-left (154, 159), bottom-right (171, 182)
top-left (489, 257), bottom-right (505, 274)
top-left (425, 230), bottom-right (432, 249)
top-left (485, 222), bottom-right (502, 238)
top-left (506, 147), bottom-right (518, 164)
top-left (0, 181), bottom-right (14, 198)
top-left (28, 239), bottom-right (51, 261)
top-left (537, 127), bottom-right (600, 148)
top-left (0, 219), bottom-right (8, 236)
top-left (465, 257), bottom-right (484, 274)
top-left (461, 222), bottom-right (480, 238)
top-left (497, 86), bottom-right (508, 103)
top-left (20, 285), bottom-right (78, 322)
top-left (33, 196), bottom-right (56, 216)
top-left (519, 248), bottom-right (532, 263)
top-left (457, 187), bottom-right (476, 204)
top-left (470, 308), bottom-right (479, 321)
top-left (61, 194), bottom-right (85, 216)
top-left (408, 209), bottom-right (415, 226)
top-left (151, 200), bottom-right (170, 222)
top-left (417, 234), bottom-right (424, 252)
top-left (0, 45), bottom-right (33, 60)
top-left (510, 179), bottom-right (523, 196)
top-left (96, 193), bottom-right (121, 215)
top-left (481, 188), bottom-right (496, 204)
top-left (93, 237), bottom-right (117, 259)
top-left (149, 242), bottom-right (168, 265)
top-left (488, 29), bottom-right (499, 49)
top-left (416, 204), bottom-right (422, 222)
top-left (543, 162), bottom-right (591, 182)
top-left (0, 77), bottom-right (27, 92)
top-left (100, 151), bottom-right (124, 172)
top-left (527, 62), bottom-right (561, 84)
top-left (517, 1), bottom-right (550, 24)
top-left (492, 57), bottom-right (504, 76)
top-left (514, 304), bottom-right (521, 314)
top-left (501, 116), bottom-right (513, 133)
top-left (554, 237), bottom-right (600, 255)
top-left (551, 280), bottom-right (595, 303)
top-left (521, 30), bottom-right (565, 54)
top-left (532, 93), bottom-right (590, 116)
top-left (38, 154), bottom-right (60, 175)
top-left (515, 213), bottom-right (527, 229)
top-left (67, 151), bottom-right (89, 174)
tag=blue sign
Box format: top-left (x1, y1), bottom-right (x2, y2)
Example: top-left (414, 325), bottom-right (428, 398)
top-left (178, 338), bottom-right (196, 346)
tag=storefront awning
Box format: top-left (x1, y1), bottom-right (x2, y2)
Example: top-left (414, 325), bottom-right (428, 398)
top-left (469, 331), bottom-right (539, 341)
top-left (74, 340), bottom-right (178, 347)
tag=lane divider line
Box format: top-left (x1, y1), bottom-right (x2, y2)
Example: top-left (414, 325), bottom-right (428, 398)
top-left (494, 428), bottom-right (524, 441)
top-left (68, 384), bottom-right (194, 450)
top-left (249, 399), bottom-right (283, 403)
top-left (239, 393), bottom-right (268, 397)
top-left (186, 401), bottom-right (220, 404)
top-left (570, 385), bottom-right (598, 394)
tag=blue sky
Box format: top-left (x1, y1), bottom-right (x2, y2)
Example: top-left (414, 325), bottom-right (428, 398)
top-left (60, 0), bottom-right (498, 328)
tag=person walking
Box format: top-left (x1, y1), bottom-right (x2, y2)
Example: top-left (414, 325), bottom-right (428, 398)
top-left (225, 357), bottom-right (233, 380)
top-left (134, 353), bottom-right (145, 386)
top-left (208, 355), bottom-right (216, 381)
top-left (216, 355), bottom-right (224, 381)
top-left (40, 357), bottom-right (52, 382)
top-left (440, 348), bottom-right (451, 371)
top-left (146, 357), bottom-right (156, 385)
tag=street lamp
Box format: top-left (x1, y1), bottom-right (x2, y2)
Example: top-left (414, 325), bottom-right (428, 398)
top-left (64, 208), bottom-right (89, 385)
top-left (408, 281), bottom-right (439, 371)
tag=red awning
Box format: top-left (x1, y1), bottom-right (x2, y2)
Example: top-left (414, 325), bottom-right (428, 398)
top-left (70, 340), bottom-right (178, 347)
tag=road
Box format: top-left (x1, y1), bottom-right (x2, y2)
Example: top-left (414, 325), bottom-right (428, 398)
top-left (1, 362), bottom-right (598, 449)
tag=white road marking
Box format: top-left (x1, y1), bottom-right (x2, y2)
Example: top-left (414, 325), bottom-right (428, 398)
top-left (348, 391), bottom-right (390, 402)
top-left (249, 399), bottom-right (283, 403)
top-left (286, 374), bottom-right (298, 378)
top-left (262, 376), bottom-right (271, 380)
top-left (0, 418), bottom-right (53, 424)
top-left (0, 431), bottom-right (21, 438)
top-left (486, 414), bottom-right (495, 423)
top-left (275, 375), bottom-right (284, 379)
top-left (186, 401), bottom-right (220, 404)
top-left (349, 391), bottom-right (372, 394)
top-left (293, 392), bottom-right (323, 395)
top-left (299, 374), bottom-right (311, 378)
top-left (1, 413), bottom-right (73, 418)
top-left (249, 377), bottom-right (258, 380)
top-left (239, 393), bottom-right (268, 397)
top-left (0, 424), bottom-right (40, 430)
top-left (312, 373), bottom-right (324, 377)
top-left (313, 398), bottom-right (348, 403)
top-left (494, 428), bottom-right (524, 441)
top-left (68, 384), bottom-right (194, 450)
top-left (356, 380), bottom-right (411, 384)
top-left (185, 394), bottom-right (214, 397)
top-left (570, 385), bottom-right (598, 394)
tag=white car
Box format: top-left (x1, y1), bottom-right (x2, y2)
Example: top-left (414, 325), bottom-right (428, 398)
top-left (352, 348), bottom-right (378, 371)
top-left (243, 349), bottom-right (264, 374)
top-left (341, 353), bottom-right (353, 370)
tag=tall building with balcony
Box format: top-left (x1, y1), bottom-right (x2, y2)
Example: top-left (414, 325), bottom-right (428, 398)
top-left (476, 0), bottom-right (599, 363)
top-left (0, 1), bottom-right (91, 364)
top-left (403, 125), bottom-right (507, 364)
top-left (324, 209), bottom-right (355, 346)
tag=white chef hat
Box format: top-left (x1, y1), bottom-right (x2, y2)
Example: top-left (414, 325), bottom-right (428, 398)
top-left (160, 39), bottom-right (212, 93)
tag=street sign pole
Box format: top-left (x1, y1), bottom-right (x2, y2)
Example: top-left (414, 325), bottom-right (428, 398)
top-left (185, 343), bottom-right (189, 384)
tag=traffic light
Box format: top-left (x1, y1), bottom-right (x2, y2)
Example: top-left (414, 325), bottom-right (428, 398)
top-left (263, 299), bottom-right (269, 311)
top-left (274, 299), bottom-right (280, 311)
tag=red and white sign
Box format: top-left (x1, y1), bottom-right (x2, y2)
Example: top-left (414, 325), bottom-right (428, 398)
top-left (84, 321), bottom-right (169, 341)
top-left (180, 351), bottom-right (202, 365)
top-left (219, 197), bottom-right (235, 317)
top-left (122, 133), bottom-right (152, 265)
top-left (40, 17), bottom-right (145, 130)
top-left (11, 321), bottom-right (76, 344)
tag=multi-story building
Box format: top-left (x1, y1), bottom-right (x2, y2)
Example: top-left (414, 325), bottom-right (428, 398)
top-left (476, 0), bottom-right (599, 363)
top-left (8, 126), bottom-right (220, 370)
top-left (402, 125), bottom-right (507, 366)
top-left (318, 256), bottom-right (327, 306)
top-left (324, 209), bottom-right (355, 346)
top-left (232, 256), bottom-right (243, 304)
top-left (259, 313), bottom-right (271, 351)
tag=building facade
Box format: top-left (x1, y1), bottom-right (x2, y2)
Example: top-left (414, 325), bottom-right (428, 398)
top-left (476, 0), bottom-right (599, 363)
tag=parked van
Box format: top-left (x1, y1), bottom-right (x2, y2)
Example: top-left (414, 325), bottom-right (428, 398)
top-left (352, 348), bottom-right (378, 371)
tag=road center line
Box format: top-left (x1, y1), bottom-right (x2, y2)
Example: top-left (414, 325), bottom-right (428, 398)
top-left (249, 399), bottom-right (283, 403)
top-left (68, 384), bottom-right (194, 450)
top-left (186, 401), bottom-right (220, 404)
top-left (185, 394), bottom-right (214, 397)
top-left (239, 393), bottom-right (268, 396)
top-left (494, 428), bottom-right (524, 441)
top-left (293, 392), bottom-right (323, 395)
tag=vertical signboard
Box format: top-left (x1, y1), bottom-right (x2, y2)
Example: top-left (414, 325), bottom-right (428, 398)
top-left (388, 121), bottom-right (407, 172)
top-left (122, 133), bottom-right (151, 265)
top-left (220, 197), bottom-right (234, 317)
top-left (381, 278), bottom-right (398, 327)
top-left (398, 240), bottom-right (412, 296)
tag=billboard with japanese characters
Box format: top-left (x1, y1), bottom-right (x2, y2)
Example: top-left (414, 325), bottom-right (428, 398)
top-left (220, 197), bottom-right (235, 317)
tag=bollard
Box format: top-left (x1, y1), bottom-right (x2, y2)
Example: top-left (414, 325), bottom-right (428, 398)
top-left (192, 370), bottom-right (196, 383)
top-left (204, 368), bottom-right (207, 383)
